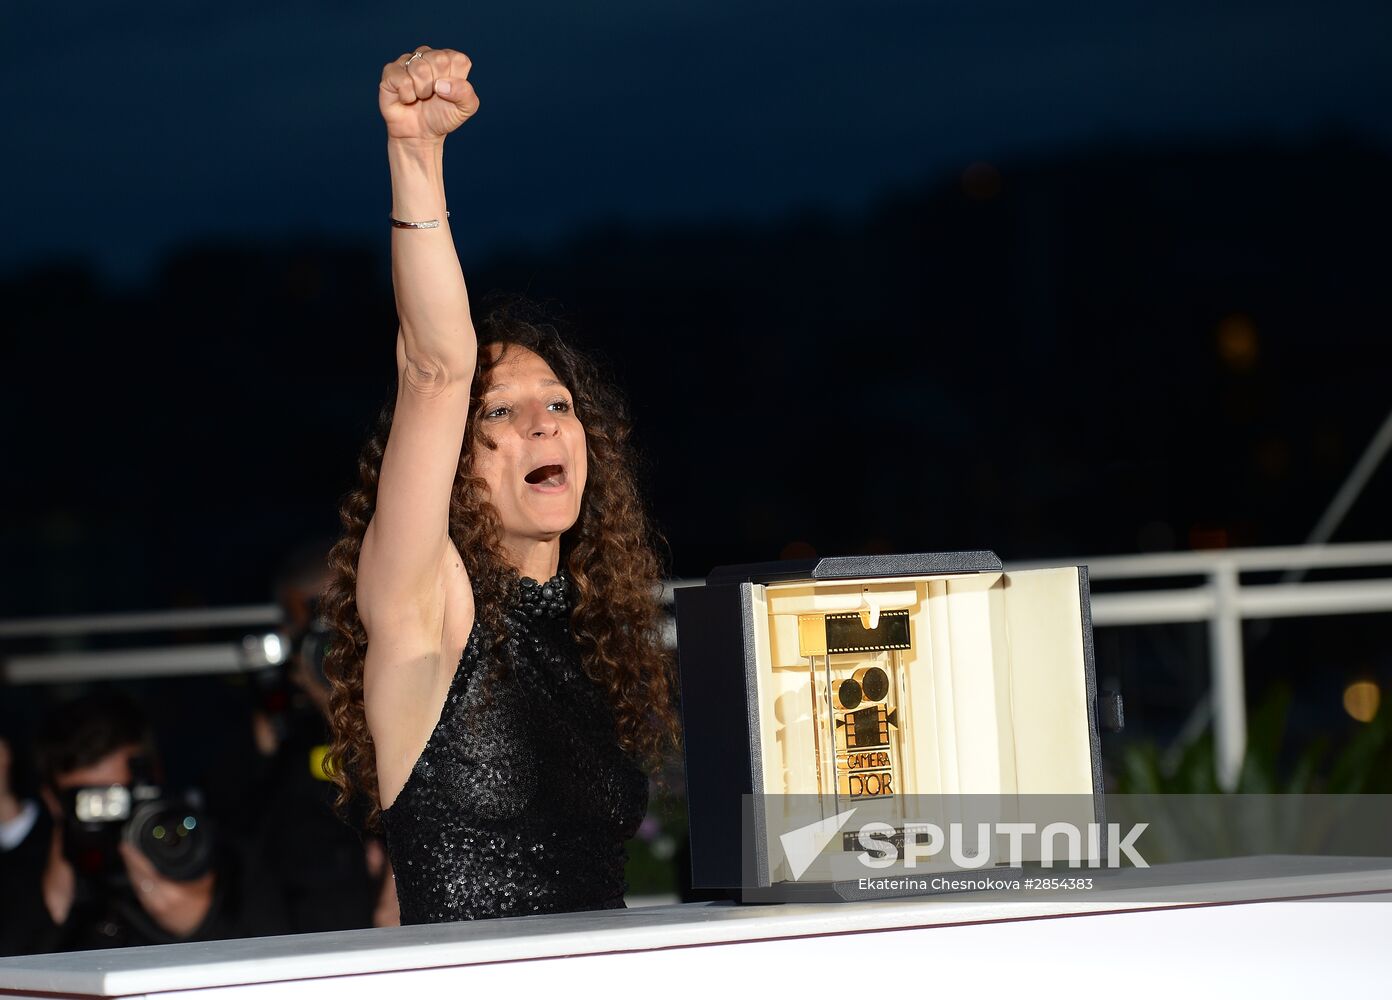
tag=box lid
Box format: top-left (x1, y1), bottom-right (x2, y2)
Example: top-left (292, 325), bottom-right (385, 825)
top-left (704, 550), bottom-right (1003, 587)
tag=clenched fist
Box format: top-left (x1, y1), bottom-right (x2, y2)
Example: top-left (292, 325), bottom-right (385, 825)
top-left (379, 46), bottom-right (479, 142)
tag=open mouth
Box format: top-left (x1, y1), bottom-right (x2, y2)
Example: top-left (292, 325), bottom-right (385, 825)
top-left (524, 464), bottom-right (567, 488)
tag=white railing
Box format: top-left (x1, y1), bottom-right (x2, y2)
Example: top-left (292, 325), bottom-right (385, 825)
top-left (7, 542), bottom-right (1392, 790)
top-left (1014, 542), bottom-right (1392, 790)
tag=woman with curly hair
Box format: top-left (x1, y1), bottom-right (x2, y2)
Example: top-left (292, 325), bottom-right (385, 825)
top-left (319, 44), bottom-right (679, 924)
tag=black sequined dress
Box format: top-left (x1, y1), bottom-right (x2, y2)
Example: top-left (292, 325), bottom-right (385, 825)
top-left (381, 571), bottom-right (649, 923)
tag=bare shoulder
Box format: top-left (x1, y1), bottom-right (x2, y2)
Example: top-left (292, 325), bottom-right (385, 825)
top-left (362, 541), bottom-right (474, 810)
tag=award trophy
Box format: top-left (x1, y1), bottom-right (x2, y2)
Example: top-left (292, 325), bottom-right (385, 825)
top-left (802, 609), bottom-right (912, 806)
top-left (675, 552), bottom-right (1118, 900)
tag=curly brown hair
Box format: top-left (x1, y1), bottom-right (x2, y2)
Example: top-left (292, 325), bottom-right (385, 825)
top-left (321, 299), bottom-right (680, 830)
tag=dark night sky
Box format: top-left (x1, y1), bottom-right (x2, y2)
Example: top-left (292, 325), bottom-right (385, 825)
top-left (3, 0), bottom-right (1389, 285)
top-left (2, 0), bottom-right (1391, 616)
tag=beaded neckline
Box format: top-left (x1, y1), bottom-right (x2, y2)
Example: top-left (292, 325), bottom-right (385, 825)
top-left (512, 570), bottom-right (571, 619)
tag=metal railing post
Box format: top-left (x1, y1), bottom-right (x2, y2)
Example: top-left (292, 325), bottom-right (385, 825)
top-left (1209, 560), bottom-right (1247, 791)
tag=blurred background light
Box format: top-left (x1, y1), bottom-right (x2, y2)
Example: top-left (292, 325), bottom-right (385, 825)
top-left (1343, 680), bottom-right (1380, 723)
top-left (1217, 314), bottom-right (1260, 372)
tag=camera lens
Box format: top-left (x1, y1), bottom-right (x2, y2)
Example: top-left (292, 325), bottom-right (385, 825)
top-left (125, 802), bottom-right (213, 881)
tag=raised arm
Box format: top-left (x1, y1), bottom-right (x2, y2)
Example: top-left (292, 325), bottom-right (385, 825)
top-left (357, 46), bottom-right (480, 639)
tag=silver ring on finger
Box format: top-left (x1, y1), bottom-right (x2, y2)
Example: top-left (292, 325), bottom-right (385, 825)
top-left (405, 51), bottom-right (425, 67)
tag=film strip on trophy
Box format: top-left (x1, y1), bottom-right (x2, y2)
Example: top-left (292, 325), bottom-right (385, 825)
top-left (799, 609), bottom-right (912, 803)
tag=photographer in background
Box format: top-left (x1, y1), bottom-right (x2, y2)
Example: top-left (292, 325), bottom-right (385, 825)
top-left (0, 693), bottom-right (288, 955)
top-left (0, 734), bottom-right (46, 948)
top-left (210, 543), bottom-right (397, 931)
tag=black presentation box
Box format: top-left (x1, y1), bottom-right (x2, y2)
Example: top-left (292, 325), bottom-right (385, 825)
top-left (674, 552), bottom-right (1108, 894)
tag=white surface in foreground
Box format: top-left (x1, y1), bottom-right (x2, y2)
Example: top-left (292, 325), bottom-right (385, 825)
top-left (134, 902), bottom-right (1386, 1000)
top-left (0, 858), bottom-right (1387, 998)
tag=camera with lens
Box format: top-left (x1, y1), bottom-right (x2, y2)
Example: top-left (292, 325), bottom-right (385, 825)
top-left (61, 765), bottom-right (213, 886)
top-left (244, 599), bottom-right (333, 744)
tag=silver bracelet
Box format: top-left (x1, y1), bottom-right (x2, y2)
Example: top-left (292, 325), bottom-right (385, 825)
top-left (390, 210), bottom-right (450, 230)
